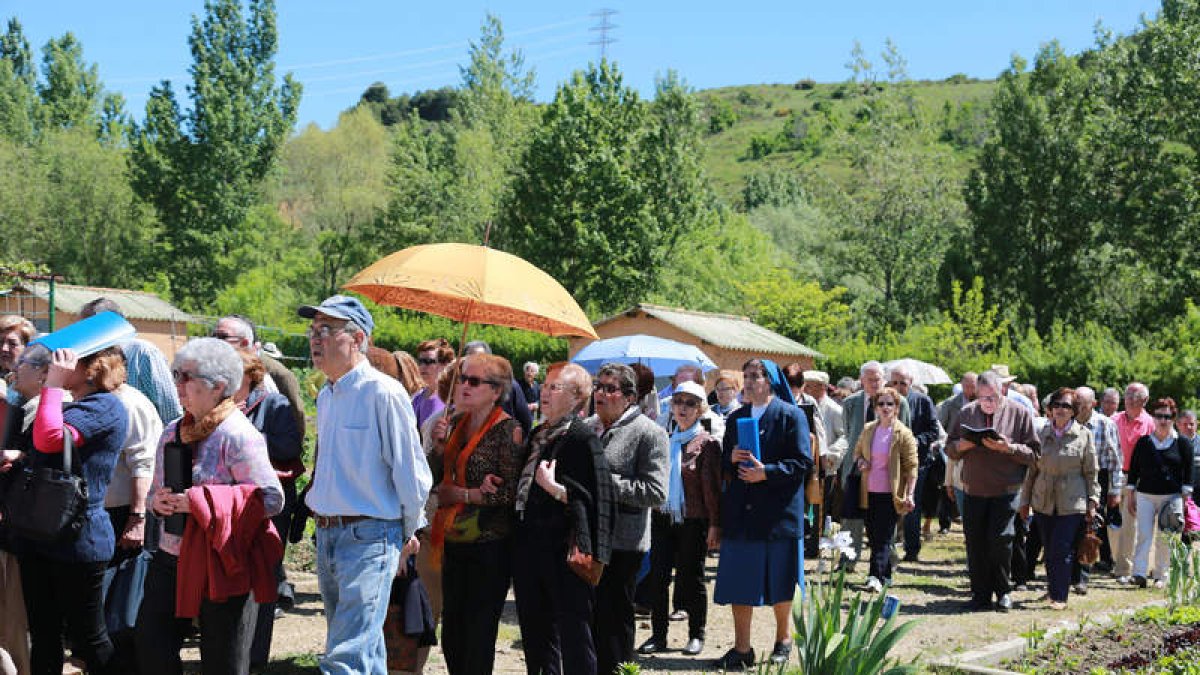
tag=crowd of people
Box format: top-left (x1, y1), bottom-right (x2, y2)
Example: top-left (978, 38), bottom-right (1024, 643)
top-left (0, 295), bottom-right (1197, 675)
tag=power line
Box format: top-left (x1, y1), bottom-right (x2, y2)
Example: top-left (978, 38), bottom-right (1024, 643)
top-left (589, 9), bottom-right (618, 61)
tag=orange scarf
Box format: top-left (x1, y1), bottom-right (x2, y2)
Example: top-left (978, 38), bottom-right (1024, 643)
top-left (179, 398), bottom-right (237, 445)
top-left (430, 406), bottom-right (506, 569)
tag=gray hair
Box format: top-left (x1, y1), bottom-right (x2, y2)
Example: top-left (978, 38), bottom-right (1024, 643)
top-left (1075, 386), bottom-right (1096, 403)
top-left (175, 337), bottom-right (243, 398)
top-left (345, 321), bottom-right (369, 354)
top-left (218, 315), bottom-right (256, 343)
top-left (596, 363), bottom-right (638, 401)
top-left (464, 340), bottom-right (492, 355)
top-left (836, 376), bottom-right (858, 392)
top-left (976, 370), bottom-right (1003, 393)
top-left (78, 297), bottom-right (123, 319)
top-left (523, 362), bottom-right (539, 374)
top-left (889, 364), bottom-right (912, 383)
top-left (1124, 382), bottom-right (1149, 401)
top-left (860, 360), bottom-right (884, 378)
top-left (1180, 410), bottom-right (1198, 423)
top-left (1101, 387), bottom-right (1120, 401)
top-left (19, 343), bottom-right (51, 368)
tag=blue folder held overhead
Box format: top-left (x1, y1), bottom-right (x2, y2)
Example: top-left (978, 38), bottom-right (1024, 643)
top-left (30, 311), bottom-right (136, 357)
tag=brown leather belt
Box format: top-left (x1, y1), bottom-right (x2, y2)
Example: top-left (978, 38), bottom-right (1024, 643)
top-left (314, 514), bottom-right (369, 529)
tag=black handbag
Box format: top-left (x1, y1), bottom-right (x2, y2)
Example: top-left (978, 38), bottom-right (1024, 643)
top-left (2, 429), bottom-right (88, 542)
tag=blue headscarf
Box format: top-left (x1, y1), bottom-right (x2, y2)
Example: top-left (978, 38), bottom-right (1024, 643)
top-left (758, 358), bottom-right (795, 406)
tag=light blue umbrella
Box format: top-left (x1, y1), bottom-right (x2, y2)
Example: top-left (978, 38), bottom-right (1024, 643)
top-left (571, 334), bottom-right (718, 376)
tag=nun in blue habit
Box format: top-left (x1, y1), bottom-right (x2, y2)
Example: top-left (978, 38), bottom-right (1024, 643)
top-left (711, 358), bottom-right (812, 670)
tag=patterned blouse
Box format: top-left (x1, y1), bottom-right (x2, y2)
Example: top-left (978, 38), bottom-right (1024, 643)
top-left (151, 410), bottom-right (284, 556)
top-left (430, 416), bottom-right (526, 544)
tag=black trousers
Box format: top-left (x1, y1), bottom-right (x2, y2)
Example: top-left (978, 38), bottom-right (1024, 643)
top-left (1010, 506), bottom-right (1031, 586)
top-left (647, 513), bottom-right (709, 640)
top-left (1097, 469), bottom-right (1115, 567)
top-left (1021, 515), bottom-right (1042, 584)
top-left (20, 553), bottom-right (114, 675)
top-left (442, 539), bottom-right (512, 675)
top-left (963, 493), bottom-right (1017, 602)
top-left (513, 525), bottom-right (597, 675)
top-left (135, 551), bottom-right (258, 675)
top-left (593, 549), bottom-right (643, 675)
top-left (866, 492), bottom-right (899, 582)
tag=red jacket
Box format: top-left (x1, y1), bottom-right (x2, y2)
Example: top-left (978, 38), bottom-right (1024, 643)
top-left (176, 484), bottom-right (283, 618)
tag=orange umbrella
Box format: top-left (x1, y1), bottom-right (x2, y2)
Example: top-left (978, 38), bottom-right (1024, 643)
top-left (343, 243), bottom-right (597, 340)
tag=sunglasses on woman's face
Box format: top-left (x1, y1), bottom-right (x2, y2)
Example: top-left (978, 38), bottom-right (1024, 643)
top-left (671, 397), bottom-right (700, 409)
top-left (417, 357), bottom-right (439, 366)
top-left (1154, 412), bottom-right (1176, 421)
top-left (593, 381), bottom-right (622, 395)
top-left (1048, 401), bottom-right (1074, 410)
top-left (459, 374), bottom-right (499, 388)
top-left (172, 369), bottom-right (213, 385)
top-left (876, 400), bottom-right (896, 408)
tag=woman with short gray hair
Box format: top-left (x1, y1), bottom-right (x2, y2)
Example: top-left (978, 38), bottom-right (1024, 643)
top-left (137, 337), bottom-right (283, 674)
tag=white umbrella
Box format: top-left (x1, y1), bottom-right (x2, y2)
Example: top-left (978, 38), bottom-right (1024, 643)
top-left (883, 358), bottom-right (952, 387)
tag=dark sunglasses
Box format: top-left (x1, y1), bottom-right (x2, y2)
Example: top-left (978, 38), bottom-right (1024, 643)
top-left (211, 331), bottom-right (240, 342)
top-left (172, 369), bottom-right (214, 385)
top-left (593, 382), bottom-right (622, 395)
top-left (876, 400), bottom-right (897, 408)
top-left (1048, 401), bottom-right (1074, 410)
top-left (417, 357), bottom-right (439, 366)
top-left (1154, 413), bottom-right (1176, 420)
top-left (459, 374), bottom-right (500, 388)
top-left (671, 397), bottom-right (700, 409)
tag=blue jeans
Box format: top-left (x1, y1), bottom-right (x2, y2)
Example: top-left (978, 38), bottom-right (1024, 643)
top-left (315, 519), bottom-right (403, 675)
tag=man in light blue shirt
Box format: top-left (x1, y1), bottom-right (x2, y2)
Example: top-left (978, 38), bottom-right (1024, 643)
top-left (300, 295), bottom-right (431, 675)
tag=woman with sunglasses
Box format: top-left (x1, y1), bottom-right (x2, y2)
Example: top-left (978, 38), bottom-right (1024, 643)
top-left (429, 353), bottom-right (526, 674)
top-left (1018, 388), bottom-right (1098, 609)
top-left (138, 338), bottom-right (283, 674)
top-left (412, 338), bottom-right (455, 428)
top-left (852, 386), bottom-right (918, 594)
top-left (1126, 397), bottom-right (1194, 588)
top-left (638, 381), bottom-right (722, 658)
top-left (13, 346), bottom-right (128, 675)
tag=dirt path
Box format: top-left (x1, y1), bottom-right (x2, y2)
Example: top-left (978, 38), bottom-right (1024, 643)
top-left (242, 523), bottom-right (1164, 674)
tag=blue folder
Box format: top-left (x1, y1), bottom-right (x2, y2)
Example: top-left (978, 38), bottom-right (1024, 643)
top-left (31, 311), bottom-right (136, 357)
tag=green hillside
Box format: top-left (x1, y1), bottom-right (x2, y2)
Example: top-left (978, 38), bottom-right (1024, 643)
top-left (694, 78), bottom-right (998, 205)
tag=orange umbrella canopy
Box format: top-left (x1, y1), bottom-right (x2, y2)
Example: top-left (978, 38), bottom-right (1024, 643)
top-left (344, 243), bottom-right (598, 339)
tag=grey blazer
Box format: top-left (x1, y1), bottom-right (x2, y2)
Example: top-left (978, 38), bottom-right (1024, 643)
top-left (588, 408), bottom-right (669, 552)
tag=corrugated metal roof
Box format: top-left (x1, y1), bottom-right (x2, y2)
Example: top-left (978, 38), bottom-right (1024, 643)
top-left (12, 282), bottom-right (196, 323)
top-left (597, 303), bottom-right (823, 358)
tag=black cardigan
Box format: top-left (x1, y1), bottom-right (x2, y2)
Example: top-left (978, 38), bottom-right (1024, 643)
top-left (1127, 435), bottom-right (1194, 496)
top-left (521, 418), bottom-right (616, 564)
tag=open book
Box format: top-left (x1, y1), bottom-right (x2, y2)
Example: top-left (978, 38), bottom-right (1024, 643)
top-left (960, 424), bottom-right (1003, 445)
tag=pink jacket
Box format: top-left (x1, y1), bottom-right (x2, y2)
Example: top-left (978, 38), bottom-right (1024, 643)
top-left (176, 484), bottom-right (283, 618)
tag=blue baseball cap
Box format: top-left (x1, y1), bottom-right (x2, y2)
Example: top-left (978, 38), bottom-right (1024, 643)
top-left (297, 295), bottom-right (375, 336)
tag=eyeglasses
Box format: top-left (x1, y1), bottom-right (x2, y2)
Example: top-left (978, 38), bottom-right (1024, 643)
top-left (172, 369), bottom-right (214, 386)
top-left (1154, 413), bottom-right (1176, 420)
top-left (876, 400), bottom-right (896, 408)
top-left (545, 382), bottom-right (572, 393)
top-left (417, 357), bottom-right (439, 366)
top-left (211, 331), bottom-right (241, 343)
top-left (977, 395), bottom-right (1000, 403)
top-left (1048, 401), bottom-right (1074, 410)
top-left (306, 324), bottom-right (351, 341)
top-left (593, 381), bottom-right (622, 395)
top-left (459, 374), bottom-right (500, 388)
top-left (672, 397), bottom-right (701, 409)
top-left (888, 381), bottom-right (907, 388)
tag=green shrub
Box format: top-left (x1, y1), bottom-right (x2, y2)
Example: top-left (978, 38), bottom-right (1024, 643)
top-left (795, 78), bottom-right (816, 90)
top-left (708, 98), bottom-right (739, 134)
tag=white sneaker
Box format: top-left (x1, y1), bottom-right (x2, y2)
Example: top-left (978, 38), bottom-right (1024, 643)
top-left (864, 576), bottom-right (883, 593)
top-left (1116, 575), bottom-right (1132, 585)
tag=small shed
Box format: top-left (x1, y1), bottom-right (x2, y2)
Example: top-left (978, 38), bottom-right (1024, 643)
top-left (567, 303), bottom-right (822, 378)
top-left (1, 281), bottom-right (196, 358)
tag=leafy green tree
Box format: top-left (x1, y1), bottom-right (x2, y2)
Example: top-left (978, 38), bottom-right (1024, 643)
top-left (742, 169), bottom-right (807, 210)
top-left (738, 268), bottom-right (851, 346)
top-left (37, 32), bottom-right (102, 131)
top-left (0, 19), bottom-right (38, 141)
top-left (130, 0), bottom-right (300, 307)
top-left (273, 108), bottom-right (390, 297)
top-left (963, 45), bottom-right (1102, 334)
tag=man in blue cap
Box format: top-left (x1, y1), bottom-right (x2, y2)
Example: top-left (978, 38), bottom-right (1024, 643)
top-left (299, 295), bottom-right (431, 675)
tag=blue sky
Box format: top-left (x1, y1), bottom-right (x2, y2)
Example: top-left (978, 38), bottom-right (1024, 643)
top-left (5, 1), bottom-right (1162, 129)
